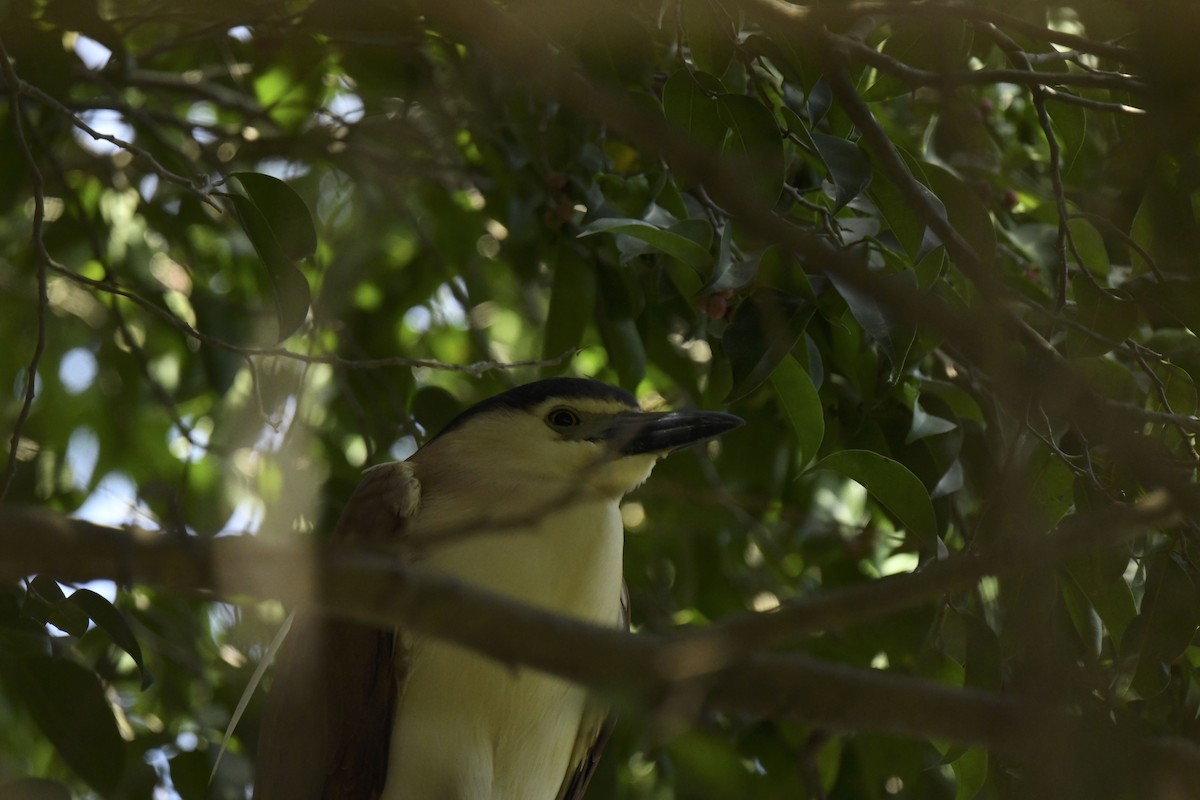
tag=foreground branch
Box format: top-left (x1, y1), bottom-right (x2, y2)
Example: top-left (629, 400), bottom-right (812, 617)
top-left (1, 506), bottom-right (1198, 793)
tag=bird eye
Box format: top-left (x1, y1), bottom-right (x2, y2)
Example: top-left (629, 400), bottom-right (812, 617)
top-left (546, 407), bottom-right (581, 428)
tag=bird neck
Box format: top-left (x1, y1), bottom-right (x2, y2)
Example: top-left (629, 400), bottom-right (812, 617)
top-left (408, 461), bottom-right (626, 623)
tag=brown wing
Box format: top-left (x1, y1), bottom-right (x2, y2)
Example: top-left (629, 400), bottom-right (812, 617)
top-left (253, 462), bottom-right (420, 800)
top-left (556, 582), bottom-right (631, 800)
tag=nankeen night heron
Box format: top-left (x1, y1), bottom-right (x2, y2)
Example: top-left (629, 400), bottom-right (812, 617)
top-left (253, 377), bottom-right (743, 799)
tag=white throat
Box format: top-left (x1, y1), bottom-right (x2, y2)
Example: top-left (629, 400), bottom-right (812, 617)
top-left (382, 470), bottom-right (630, 800)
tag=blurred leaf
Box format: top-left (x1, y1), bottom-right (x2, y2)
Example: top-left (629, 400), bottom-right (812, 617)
top-left (951, 747), bottom-right (988, 800)
top-left (1, 657), bottom-right (125, 795)
top-left (662, 69), bottom-right (727, 153)
top-left (576, 10), bottom-right (654, 86)
top-left (1135, 279), bottom-right (1200, 335)
top-left (1122, 553), bottom-right (1200, 698)
top-left (717, 94), bottom-right (785, 208)
top-left (0, 778), bottom-right (73, 800)
top-left (810, 450), bottom-right (939, 545)
top-left (682, 0), bottom-right (735, 77)
top-left (1065, 548), bottom-right (1137, 644)
top-left (769, 355), bottom-right (824, 464)
top-left (1066, 278), bottom-right (1138, 357)
top-left (543, 246), bottom-right (597, 360)
top-left (924, 163), bottom-right (996, 268)
top-left (864, 19), bottom-right (970, 101)
top-left (600, 315), bottom-right (646, 389)
top-left (1067, 217), bottom-right (1110, 277)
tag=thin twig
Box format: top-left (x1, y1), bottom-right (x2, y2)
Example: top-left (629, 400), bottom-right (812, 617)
top-left (13, 78), bottom-right (217, 207)
top-left (0, 36), bottom-right (50, 504)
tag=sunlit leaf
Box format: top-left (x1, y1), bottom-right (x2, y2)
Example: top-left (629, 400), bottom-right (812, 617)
top-left (810, 449), bottom-right (938, 545)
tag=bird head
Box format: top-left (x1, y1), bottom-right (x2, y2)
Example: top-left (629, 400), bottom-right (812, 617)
top-left (420, 378), bottom-right (743, 498)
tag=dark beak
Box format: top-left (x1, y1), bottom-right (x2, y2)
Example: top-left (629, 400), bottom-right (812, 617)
top-left (607, 410), bottom-right (744, 455)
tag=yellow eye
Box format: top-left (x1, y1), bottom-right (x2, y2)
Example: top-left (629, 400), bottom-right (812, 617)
top-left (547, 407), bottom-right (581, 428)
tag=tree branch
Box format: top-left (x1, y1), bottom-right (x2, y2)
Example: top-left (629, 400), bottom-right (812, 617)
top-left (2, 504), bottom-right (1198, 791)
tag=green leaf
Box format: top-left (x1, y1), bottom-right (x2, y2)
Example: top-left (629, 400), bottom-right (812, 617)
top-left (1066, 278), bottom-right (1138, 357)
top-left (68, 589), bottom-right (152, 689)
top-left (662, 70), bottom-right (727, 153)
top-left (1064, 548), bottom-right (1136, 644)
top-left (769, 356), bottom-right (824, 464)
top-left (578, 218), bottom-right (712, 271)
top-left (906, 396), bottom-right (958, 444)
top-left (543, 245), bottom-right (596, 360)
top-left (25, 577), bottom-right (89, 637)
top-left (924, 163), bottom-right (996, 269)
top-left (809, 450), bottom-right (938, 545)
top-left (716, 94), bottom-right (785, 208)
top-left (1137, 279), bottom-right (1200, 336)
top-left (1067, 217), bottom-right (1109, 277)
top-left (810, 133), bottom-right (872, 212)
top-left (600, 315), bottom-right (646, 389)
top-left (827, 269), bottom-right (918, 370)
top-left (229, 172), bottom-right (317, 261)
top-left (723, 289), bottom-right (813, 401)
top-left (1, 657), bottom-right (125, 794)
top-left (1121, 553), bottom-right (1200, 698)
top-left (863, 19), bottom-right (970, 101)
top-left (951, 747), bottom-right (988, 800)
top-left (228, 193), bottom-right (312, 340)
top-left (576, 11), bottom-right (654, 86)
top-left (682, 0), bottom-right (735, 77)
top-left (704, 222), bottom-right (753, 294)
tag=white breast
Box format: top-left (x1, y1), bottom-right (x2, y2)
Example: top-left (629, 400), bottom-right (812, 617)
top-left (382, 497), bottom-right (625, 800)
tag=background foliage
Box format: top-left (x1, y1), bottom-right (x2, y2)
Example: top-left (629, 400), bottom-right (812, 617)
top-left (3, 0), bottom-right (1200, 798)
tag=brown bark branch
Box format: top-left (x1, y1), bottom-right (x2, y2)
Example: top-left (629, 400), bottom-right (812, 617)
top-left (1, 505), bottom-right (1197, 792)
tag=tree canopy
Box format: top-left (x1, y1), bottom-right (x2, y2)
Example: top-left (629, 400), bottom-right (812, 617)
top-left (3, 1), bottom-right (1200, 798)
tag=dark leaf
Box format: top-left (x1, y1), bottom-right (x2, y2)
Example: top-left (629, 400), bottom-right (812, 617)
top-left (229, 172), bottom-right (317, 261)
top-left (1, 657), bottom-right (125, 794)
top-left (662, 70), bottom-right (727, 153)
top-left (68, 589), bottom-right (152, 689)
top-left (682, 0), bottom-right (735, 77)
top-left (543, 245), bottom-right (597, 360)
top-left (810, 133), bottom-right (872, 212)
top-left (716, 94), bottom-right (785, 208)
top-left (723, 288), bottom-right (813, 400)
top-left (228, 193), bottom-right (312, 340)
